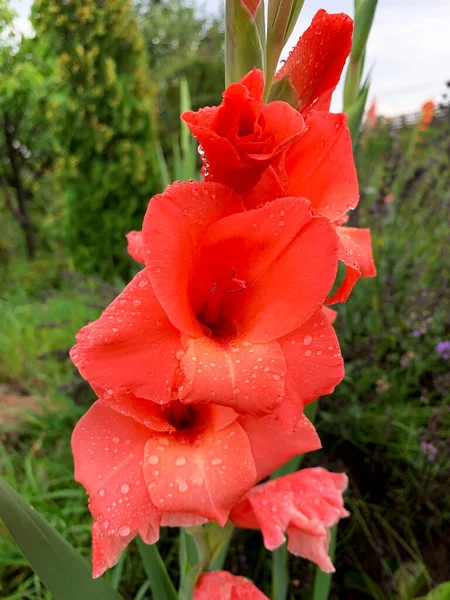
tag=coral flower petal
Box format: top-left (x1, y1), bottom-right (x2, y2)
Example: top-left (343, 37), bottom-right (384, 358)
top-left (125, 230), bottom-right (145, 264)
top-left (327, 227), bottom-right (376, 304)
top-left (179, 335), bottom-right (286, 417)
top-left (240, 414), bottom-right (321, 480)
top-left (279, 309), bottom-right (344, 407)
top-left (71, 269), bottom-right (181, 405)
top-left (285, 111), bottom-right (358, 223)
top-left (274, 9), bottom-right (353, 114)
top-left (142, 182), bottom-right (244, 336)
top-left (143, 420), bottom-right (256, 526)
top-left (72, 401), bottom-right (160, 577)
top-left (196, 197), bottom-right (338, 342)
top-left (260, 101), bottom-right (306, 150)
top-left (230, 468), bottom-right (349, 573)
top-left (194, 571), bottom-right (269, 600)
top-left (322, 306), bottom-right (337, 324)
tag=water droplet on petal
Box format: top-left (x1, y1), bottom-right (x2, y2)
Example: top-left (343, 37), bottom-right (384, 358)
top-left (148, 455), bottom-right (159, 465)
top-left (119, 525), bottom-right (130, 537)
top-left (121, 484), bottom-right (130, 494)
top-left (303, 336), bottom-right (313, 346)
top-left (175, 457), bottom-right (186, 467)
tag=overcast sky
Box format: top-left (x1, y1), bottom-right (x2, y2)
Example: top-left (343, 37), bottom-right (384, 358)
top-left (11, 0), bottom-right (450, 116)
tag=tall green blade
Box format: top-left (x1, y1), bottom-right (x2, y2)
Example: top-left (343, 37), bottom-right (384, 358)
top-left (137, 538), bottom-right (178, 600)
top-left (0, 476), bottom-right (123, 600)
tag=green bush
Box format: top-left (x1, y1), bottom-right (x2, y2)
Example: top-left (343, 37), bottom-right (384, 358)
top-left (31, 0), bottom-right (161, 280)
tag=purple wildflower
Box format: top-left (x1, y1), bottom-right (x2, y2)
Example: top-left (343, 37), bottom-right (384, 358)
top-left (435, 341), bottom-right (450, 360)
top-left (420, 440), bottom-right (439, 462)
top-left (412, 329), bottom-right (422, 338)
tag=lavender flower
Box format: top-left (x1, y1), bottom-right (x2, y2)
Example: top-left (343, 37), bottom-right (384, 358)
top-left (420, 440), bottom-right (438, 462)
top-left (412, 329), bottom-right (422, 338)
top-left (435, 341), bottom-right (450, 360)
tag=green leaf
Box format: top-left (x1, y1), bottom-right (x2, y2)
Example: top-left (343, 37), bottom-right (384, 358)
top-left (347, 79), bottom-right (370, 147)
top-left (137, 538), bottom-right (178, 600)
top-left (0, 476), bottom-right (123, 600)
top-left (267, 76), bottom-right (298, 107)
top-left (423, 583), bottom-right (450, 600)
top-left (352, 0), bottom-right (378, 64)
top-left (312, 525), bottom-right (337, 600)
top-left (266, 0), bottom-right (306, 95)
top-left (225, 0), bottom-right (265, 86)
top-left (205, 521), bottom-right (234, 571)
top-left (155, 138), bottom-right (171, 189)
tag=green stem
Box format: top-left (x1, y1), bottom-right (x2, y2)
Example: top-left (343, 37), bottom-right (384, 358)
top-left (137, 538), bottom-right (177, 600)
top-left (207, 522), bottom-right (234, 571)
top-left (312, 525), bottom-right (337, 600)
top-left (272, 543), bottom-right (289, 600)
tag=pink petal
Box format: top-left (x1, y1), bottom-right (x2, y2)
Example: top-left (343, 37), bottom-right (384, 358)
top-left (143, 419), bottom-right (256, 526)
top-left (194, 571), bottom-right (269, 600)
top-left (72, 401), bottom-right (160, 577)
top-left (240, 414), bottom-right (321, 481)
top-left (279, 310), bottom-right (344, 407)
top-left (126, 231), bottom-right (145, 264)
top-left (327, 227), bottom-right (376, 304)
top-left (142, 181), bottom-right (244, 336)
top-left (285, 112), bottom-right (358, 223)
top-left (71, 269), bottom-right (181, 406)
top-left (195, 197), bottom-right (338, 343)
top-left (179, 334), bottom-right (286, 418)
top-left (231, 468), bottom-right (349, 573)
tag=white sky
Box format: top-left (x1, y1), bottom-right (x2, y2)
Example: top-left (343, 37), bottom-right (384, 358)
top-left (11, 0), bottom-right (450, 116)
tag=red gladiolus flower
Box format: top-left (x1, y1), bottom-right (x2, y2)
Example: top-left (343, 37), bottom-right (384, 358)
top-left (274, 10), bottom-right (353, 115)
top-left (182, 12), bottom-right (375, 305)
top-left (72, 182), bottom-right (343, 433)
top-left (182, 69), bottom-right (306, 192)
top-left (72, 400), bottom-right (320, 577)
top-left (194, 571), bottom-right (269, 600)
top-left (231, 468), bottom-right (349, 573)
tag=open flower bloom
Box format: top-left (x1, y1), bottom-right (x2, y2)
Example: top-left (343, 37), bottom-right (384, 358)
top-left (72, 400), bottom-right (321, 577)
top-left (231, 468), bottom-right (349, 573)
top-left (194, 570), bottom-right (269, 600)
top-left (182, 13), bottom-right (375, 305)
top-left (182, 68), bottom-right (306, 192)
top-left (72, 181), bottom-right (344, 434)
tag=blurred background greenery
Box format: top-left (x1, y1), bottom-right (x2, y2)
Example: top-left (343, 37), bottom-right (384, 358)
top-left (0, 1), bottom-right (449, 599)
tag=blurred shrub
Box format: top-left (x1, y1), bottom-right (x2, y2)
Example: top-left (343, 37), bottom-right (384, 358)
top-left (31, 0), bottom-right (161, 280)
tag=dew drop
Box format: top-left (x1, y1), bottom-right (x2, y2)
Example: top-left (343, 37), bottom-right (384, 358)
top-left (175, 457), bottom-right (186, 467)
top-left (99, 488), bottom-right (105, 497)
top-left (121, 484), bottom-right (130, 494)
top-left (211, 458), bottom-right (223, 465)
top-left (303, 336), bottom-right (313, 346)
top-left (112, 436), bottom-right (120, 443)
top-left (148, 455), bottom-right (159, 465)
top-left (305, 350), bottom-right (312, 357)
top-left (119, 525), bottom-right (130, 537)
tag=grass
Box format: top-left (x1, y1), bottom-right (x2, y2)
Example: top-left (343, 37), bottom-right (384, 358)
top-left (0, 113), bottom-right (450, 599)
